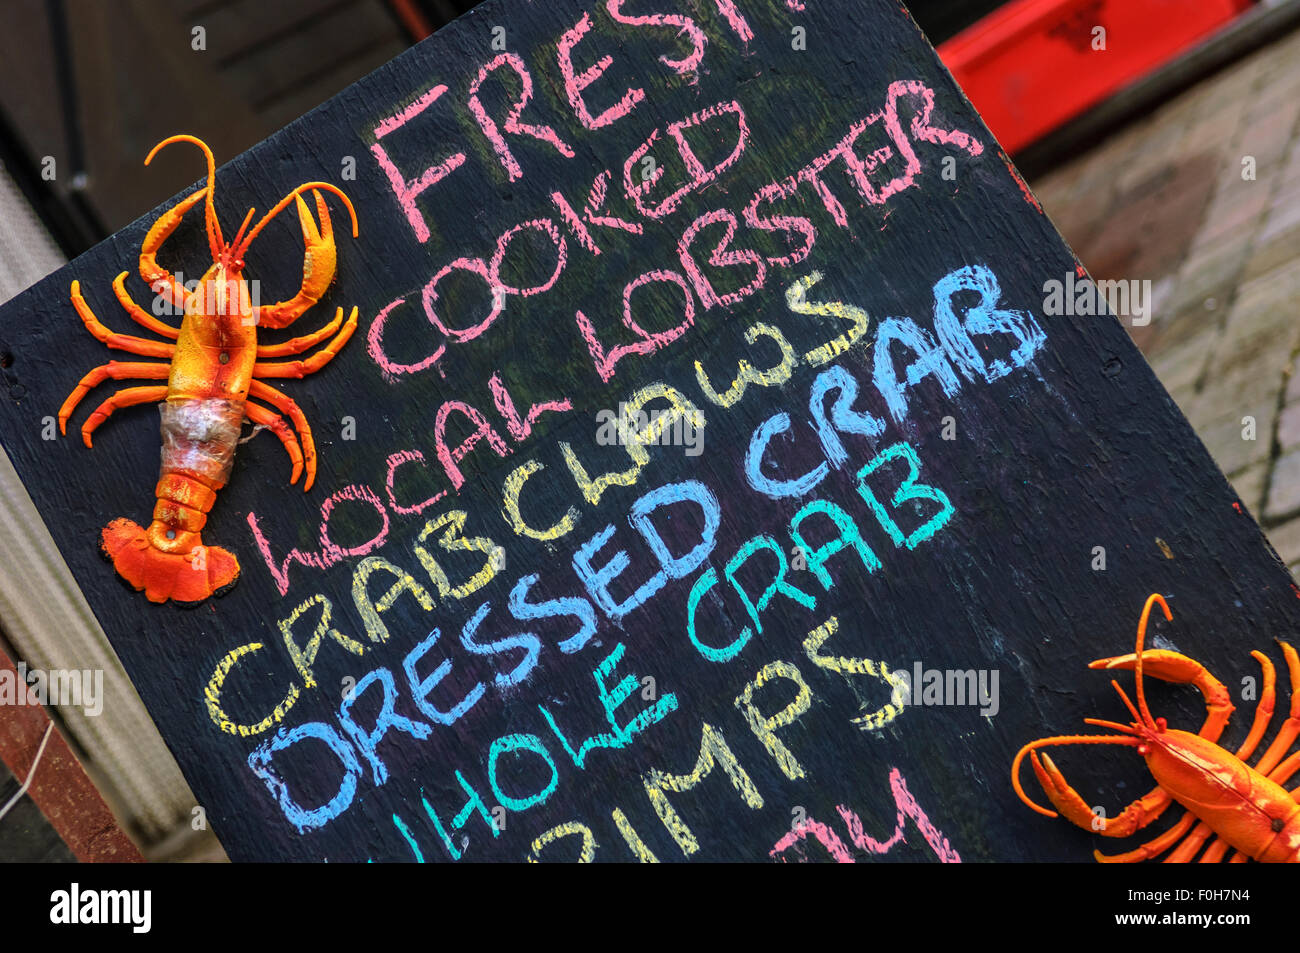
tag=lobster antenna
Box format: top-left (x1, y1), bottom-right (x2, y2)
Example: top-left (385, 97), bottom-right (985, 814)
top-left (1109, 680), bottom-right (1143, 725)
top-left (145, 135), bottom-right (225, 259)
top-left (1011, 734), bottom-right (1142, 817)
top-left (229, 206), bottom-right (257, 256)
top-left (234, 182), bottom-right (358, 260)
top-left (1133, 593), bottom-right (1172, 730)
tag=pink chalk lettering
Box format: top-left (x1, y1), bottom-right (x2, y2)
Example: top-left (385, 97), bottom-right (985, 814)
top-left (576, 269), bottom-right (695, 382)
top-left (558, 11), bottom-right (645, 130)
top-left (423, 257), bottom-right (504, 343)
top-left (606, 0), bottom-right (707, 77)
top-left (468, 53), bottom-right (575, 182)
top-left (710, 0), bottom-right (754, 41)
top-left (368, 297), bottom-right (446, 380)
top-left (678, 208), bottom-right (767, 309)
top-left (586, 169), bottom-right (644, 235)
top-left (623, 100), bottom-right (749, 219)
top-left (768, 768), bottom-right (962, 863)
top-left (489, 218), bottom-right (567, 297)
top-left (489, 372), bottom-right (573, 442)
top-left (889, 80), bottom-right (983, 157)
top-left (551, 190), bottom-right (601, 256)
top-left (434, 401), bottom-right (512, 491)
top-left (770, 820), bottom-right (855, 863)
top-left (743, 178), bottom-right (817, 267)
top-left (246, 485), bottom-right (390, 596)
top-left (370, 85), bottom-right (467, 243)
top-left (384, 450), bottom-right (448, 515)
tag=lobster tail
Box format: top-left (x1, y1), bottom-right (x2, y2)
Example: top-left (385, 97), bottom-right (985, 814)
top-left (101, 517), bottom-right (239, 606)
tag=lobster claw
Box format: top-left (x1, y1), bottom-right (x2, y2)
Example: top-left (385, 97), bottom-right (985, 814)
top-left (1027, 749), bottom-right (1170, 839)
top-left (255, 191), bottom-right (337, 329)
top-left (1091, 649), bottom-right (1234, 740)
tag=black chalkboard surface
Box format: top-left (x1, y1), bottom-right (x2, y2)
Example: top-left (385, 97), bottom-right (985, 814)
top-left (0, 0), bottom-right (1296, 863)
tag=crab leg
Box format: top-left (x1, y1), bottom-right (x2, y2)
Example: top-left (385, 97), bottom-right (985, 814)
top-left (244, 400), bottom-right (304, 486)
top-left (71, 281), bottom-right (176, 358)
top-left (112, 272), bottom-right (180, 339)
top-left (252, 305), bottom-right (356, 378)
top-left (81, 386), bottom-right (168, 445)
top-left (249, 380), bottom-right (316, 490)
top-left (59, 362), bottom-right (170, 437)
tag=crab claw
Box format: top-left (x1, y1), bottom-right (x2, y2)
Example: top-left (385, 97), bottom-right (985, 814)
top-left (1030, 750), bottom-right (1171, 838)
top-left (1091, 649), bottom-right (1234, 741)
top-left (255, 191), bottom-right (337, 329)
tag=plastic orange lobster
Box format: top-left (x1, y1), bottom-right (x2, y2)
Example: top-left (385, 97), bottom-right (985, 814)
top-left (57, 135), bottom-right (359, 606)
top-left (1013, 593), bottom-right (1300, 862)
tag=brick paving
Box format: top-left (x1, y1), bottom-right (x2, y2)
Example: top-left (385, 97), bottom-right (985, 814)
top-left (1032, 27), bottom-right (1300, 578)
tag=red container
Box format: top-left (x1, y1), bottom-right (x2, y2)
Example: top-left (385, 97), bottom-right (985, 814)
top-left (938, 0), bottom-right (1253, 153)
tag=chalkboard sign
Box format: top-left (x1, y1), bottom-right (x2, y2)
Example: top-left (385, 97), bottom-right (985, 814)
top-left (1, 0), bottom-right (1297, 863)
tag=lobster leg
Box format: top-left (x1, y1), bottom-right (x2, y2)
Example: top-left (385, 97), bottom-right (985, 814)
top-left (256, 305), bottom-right (344, 357)
top-left (59, 362), bottom-right (170, 437)
top-left (1095, 810), bottom-right (1195, 863)
top-left (1255, 641), bottom-right (1300, 775)
top-left (248, 380), bottom-right (317, 490)
top-left (112, 272), bottom-right (180, 339)
top-left (252, 305), bottom-right (357, 378)
top-left (139, 188), bottom-right (207, 312)
top-left (1199, 837), bottom-right (1231, 863)
top-left (1164, 822), bottom-right (1216, 862)
top-left (244, 400), bottom-right (305, 487)
top-left (71, 281), bottom-right (176, 358)
top-left (82, 386), bottom-right (168, 446)
top-left (1267, 750), bottom-right (1300, 787)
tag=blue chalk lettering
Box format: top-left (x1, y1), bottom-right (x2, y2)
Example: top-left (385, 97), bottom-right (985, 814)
top-left (809, 364), bottom-right (885, 470)
top-left (629, 480), bottom-right (721, 579)
top-left (744, 412), bottom-right (829, 499)
top-left (403, 628), bottom-right (485, 726)
top-left (789, 498), bottom-right (882, 590)
top-left (573, 523), bottom-right (666, 620)
top-left (508, 573), bottom-right (598, 654)
top-left (340, 667), bottom-right (432, 785)
top-left (460, 600), bottom-right (541, 688)
top-left (933, 264), bottom-right (1046, 382)
top-left (856, 442), bottom-right (955, 549)
top-left (872, 316), bottom-right (961, 424)
top-left (248, 721), bottom-right (361, 834)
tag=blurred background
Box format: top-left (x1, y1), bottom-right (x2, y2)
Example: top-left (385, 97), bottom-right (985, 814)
top-left (1, 0), bottom-right (1298, 861)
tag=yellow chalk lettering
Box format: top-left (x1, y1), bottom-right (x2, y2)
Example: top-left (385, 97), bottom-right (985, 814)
top-left (204, 641), bottom-right (300, 737)
top-left (734, 660), bottom-right (812, 780)
top-left (501, 459), bottom-right (579, 540)
top-left (643, 722), bottom-right (762, 855)
top-left (280, 593), bottom-right (365, 688)
top-left (352, 556), bottom-right (435, 643)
